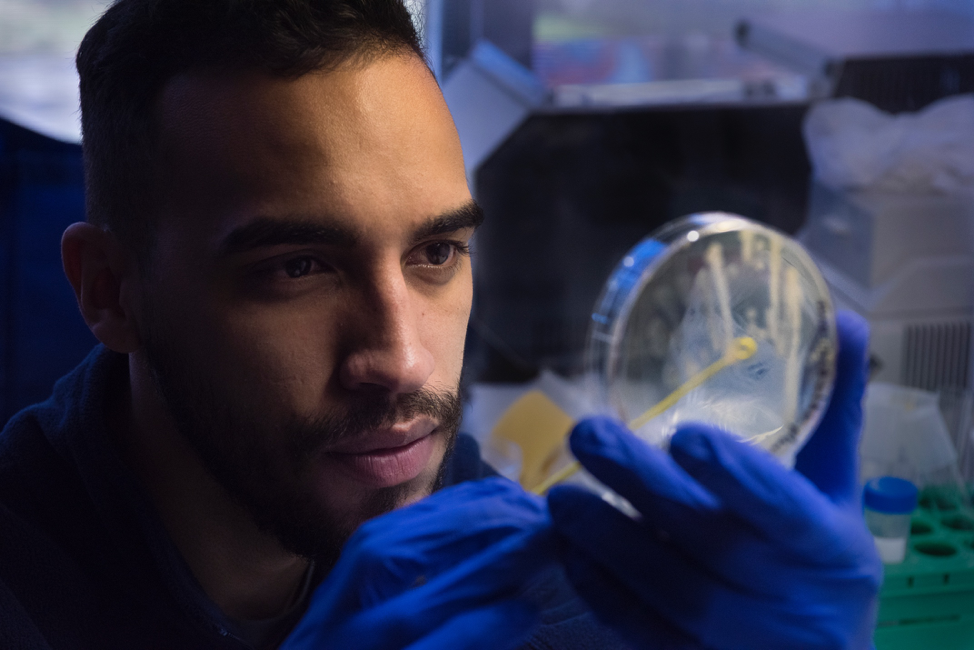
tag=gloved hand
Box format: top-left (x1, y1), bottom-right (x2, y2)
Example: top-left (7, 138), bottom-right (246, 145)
top-left (548, 310), bottom-right (883, 650)
top-left (282, 476), bottom-right (553, 650)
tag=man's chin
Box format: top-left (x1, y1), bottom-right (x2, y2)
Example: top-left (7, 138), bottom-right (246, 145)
top-left (302, 472), bottom-right (434, 558)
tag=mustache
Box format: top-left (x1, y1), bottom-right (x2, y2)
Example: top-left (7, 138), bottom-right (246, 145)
top-left (287, 388), bottom-right (463, 462)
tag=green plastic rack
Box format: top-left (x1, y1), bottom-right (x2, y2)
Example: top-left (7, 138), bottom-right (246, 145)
top-left (874, 486), bottom-right (974, 650)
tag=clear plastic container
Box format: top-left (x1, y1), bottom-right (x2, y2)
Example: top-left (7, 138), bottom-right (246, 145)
top-left (864, 476), bottom-right (919, 564)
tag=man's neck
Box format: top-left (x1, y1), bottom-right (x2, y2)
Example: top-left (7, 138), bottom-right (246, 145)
top-left (109, 353), bottom-right (310, 620)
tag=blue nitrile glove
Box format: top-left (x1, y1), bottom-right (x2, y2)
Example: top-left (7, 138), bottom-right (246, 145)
top-left (548, 310), bottom-right (883, 650)
top-left (281, 476), bottom-right (553, 650)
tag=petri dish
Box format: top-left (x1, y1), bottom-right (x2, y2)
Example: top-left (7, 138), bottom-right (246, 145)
top-left (587, 212), bottom-right (837, 467)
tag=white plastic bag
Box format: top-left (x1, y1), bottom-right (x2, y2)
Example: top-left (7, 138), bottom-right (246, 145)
top-left (803, 94), bottom-right (974, 193)
top-left (860, 382), bottom-right (960, 488)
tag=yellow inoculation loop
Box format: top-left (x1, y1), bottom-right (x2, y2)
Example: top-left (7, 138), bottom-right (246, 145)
top-left (531, 336), bottom-right (758, 495)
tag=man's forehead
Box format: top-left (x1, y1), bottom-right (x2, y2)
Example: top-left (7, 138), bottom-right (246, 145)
top-left (150, 54), bottom-right (470, 251)
top-left (156, 54), bottom-right (438, 149)
top-left (157, 68), bottom-right (362, 166)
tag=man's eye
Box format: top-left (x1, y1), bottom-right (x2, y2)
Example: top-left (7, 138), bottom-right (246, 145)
top-left (423, 242), bottom-right (454, 266)
top-left (284, 257), bottom-right (317, 278)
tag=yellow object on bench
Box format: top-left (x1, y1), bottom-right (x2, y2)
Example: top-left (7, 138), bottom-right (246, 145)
top-left (487, 390), bottom-right (574, 490)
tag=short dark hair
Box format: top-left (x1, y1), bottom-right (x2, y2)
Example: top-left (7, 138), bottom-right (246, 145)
top-left (76, 0), bottom-right (425, 259)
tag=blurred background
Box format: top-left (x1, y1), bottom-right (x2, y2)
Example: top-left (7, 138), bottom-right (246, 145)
top-left (0, 0), bottom-right (109, 429)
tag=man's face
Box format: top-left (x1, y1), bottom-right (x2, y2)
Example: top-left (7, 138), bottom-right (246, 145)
top-left (138, 54), bottom-right (474, 560)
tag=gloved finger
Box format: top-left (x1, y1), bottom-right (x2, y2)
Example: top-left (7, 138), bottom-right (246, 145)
top-left (329, 477), bottom-right (546, 610)
top-left (550, 484), bottom-right (776, 648)
top-left (556, 484), bottom-right (797, 599)
top-left (558, 540), bottom-right (695, 650)
top-left (568, 417), bottom-right (720, 515)
top-left (549, 486), bottom-right (713, 610)
top-left (351, 477), bottom-right (545, 558)
top-left (360, 476), bottom-right (545, 533)
top-left (794, 310), bottom-right (869, 506)
top-left (567, 416), bottom-right (746, 575)
top-left (328, 526), bottom-right (556, 649)
top-left (404, 601), bottom-right (539, 650)
top-left (406, 524), bottom-right (555, 615)
top-left (565, 420), bottom-right (820, 595)
top-left (568, 420), bottom-right (771, 571)
top-left (669, 424), bottom-right (843, 559)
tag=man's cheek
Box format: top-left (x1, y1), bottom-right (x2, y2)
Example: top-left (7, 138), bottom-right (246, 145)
top-left (210, 314), bottom-right (339, 410)
top-left (424, 322), bottom-right (468, 386)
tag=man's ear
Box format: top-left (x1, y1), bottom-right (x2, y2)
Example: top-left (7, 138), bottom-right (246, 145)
top-left (61, 222), bottom-right (142, 354)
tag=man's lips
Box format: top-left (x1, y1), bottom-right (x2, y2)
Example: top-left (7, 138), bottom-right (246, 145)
top-left (327, 419), bottom-right (435, 455)
top-left (324, 420), bottom-right (439, 488)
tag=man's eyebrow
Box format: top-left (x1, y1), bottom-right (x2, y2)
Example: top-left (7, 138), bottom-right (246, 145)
top-left (218, 217), bottom-right (358, 255)
top-left (411, 201), bottom-right (485, 242)
top-left (218, 201), bottom-right (484, 255)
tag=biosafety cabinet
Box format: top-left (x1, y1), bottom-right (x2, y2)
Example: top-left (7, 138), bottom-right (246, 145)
top-left (444, 41), bottom-right (814, 382)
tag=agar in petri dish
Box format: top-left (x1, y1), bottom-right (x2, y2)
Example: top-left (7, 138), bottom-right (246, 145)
top-left (588, 212), bottom-right (837, 467)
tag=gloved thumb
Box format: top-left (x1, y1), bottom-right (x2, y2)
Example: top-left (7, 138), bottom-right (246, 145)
top-left (794, 310), bottom-right (869, 506)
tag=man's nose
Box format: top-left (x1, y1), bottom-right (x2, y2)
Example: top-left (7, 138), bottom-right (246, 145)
top-left (338, 272), bottom-right (435, 395)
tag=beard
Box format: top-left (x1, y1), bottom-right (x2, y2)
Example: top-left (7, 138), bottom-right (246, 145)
top-left (140, 318), bottom-right (462, 565)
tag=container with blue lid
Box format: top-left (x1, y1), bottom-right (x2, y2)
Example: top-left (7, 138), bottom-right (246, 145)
top-left (864, 476), bottom-right (919, 564)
